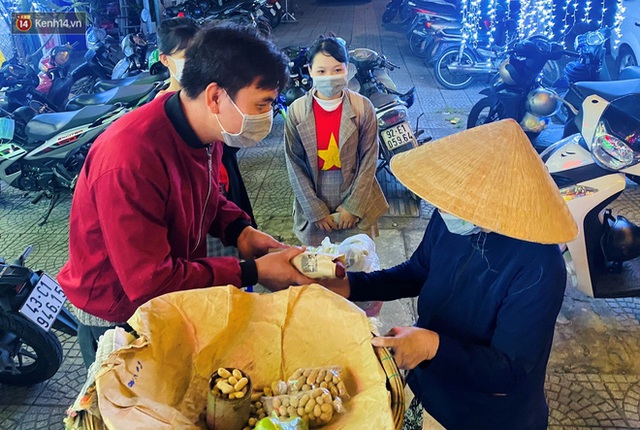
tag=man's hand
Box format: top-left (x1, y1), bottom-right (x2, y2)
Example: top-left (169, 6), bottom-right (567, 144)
top-left (336, 206), bottom-right (359, 230)
top-left (370, 326), bottom-right (440, 370)
top-left (236, 227), bottom-right (283, 259)
top-left (256, 247), bottom-right (315, 291)
top-left (314, 215), bottom-right (338, 232)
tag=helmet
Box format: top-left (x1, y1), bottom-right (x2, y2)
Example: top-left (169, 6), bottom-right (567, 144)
top-left (525, 88), bottom-right (559, 117)
top-left (284, 86), bottom-right (306, 106)
top-left (601, 210), bottom-right (640, 262)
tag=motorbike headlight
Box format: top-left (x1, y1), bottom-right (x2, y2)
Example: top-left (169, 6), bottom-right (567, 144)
top-left (591, 121), bottom-right (635, 170)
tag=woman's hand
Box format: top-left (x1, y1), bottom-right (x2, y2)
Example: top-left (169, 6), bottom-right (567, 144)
top-left (336, 206), bottom-right (359, 230)
top-left (371, 326), bottom-right (440, 370)
top-left (315, 215), bottom-right (338, 232)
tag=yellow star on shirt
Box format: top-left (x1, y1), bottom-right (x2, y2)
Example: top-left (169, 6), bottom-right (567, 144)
top-left (318, 133), bottom-right (341, 170)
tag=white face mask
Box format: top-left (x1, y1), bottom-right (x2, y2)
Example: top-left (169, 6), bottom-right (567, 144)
top-left (440, 212), bottom-right (481, 236)
top-left (215, 90), bottom-right (273, 148)
top-left (312, 74), bottom-right (348, 98)
top-left (169, 57), bottom-right (185, 83)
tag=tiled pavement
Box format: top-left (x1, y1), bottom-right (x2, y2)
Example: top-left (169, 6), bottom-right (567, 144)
top-left (1, 0), bottom-right (639, 428)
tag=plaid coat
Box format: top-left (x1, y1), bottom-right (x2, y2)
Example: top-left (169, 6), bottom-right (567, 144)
top-left (284, 89), bottom-right (388, 231)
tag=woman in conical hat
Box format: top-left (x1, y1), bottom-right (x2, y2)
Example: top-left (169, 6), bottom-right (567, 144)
top-left (325, 119), bottom-right (578, 430)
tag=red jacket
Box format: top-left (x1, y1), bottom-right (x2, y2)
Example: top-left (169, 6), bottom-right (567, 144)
top-left (58, 93), bottom-right (251, 322)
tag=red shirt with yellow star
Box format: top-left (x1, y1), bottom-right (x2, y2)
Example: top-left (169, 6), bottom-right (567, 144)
top-left (313, 99), bottom-right (343, 171)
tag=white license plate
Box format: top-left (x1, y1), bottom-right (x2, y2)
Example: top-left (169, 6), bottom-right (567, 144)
top-left (270, 8), bottom-right (277, 15)
top-left (381, 122), bottom-right (414, 151)
top-left (274, 1), bottom-right (282, 9)
top-left (256, 8), bottom-right (264, 16)
top-left (19, 273), bottom-right (66, 332)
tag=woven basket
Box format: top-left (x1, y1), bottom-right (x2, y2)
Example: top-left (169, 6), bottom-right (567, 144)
top-left (374, 345), bottom-right (405, 430)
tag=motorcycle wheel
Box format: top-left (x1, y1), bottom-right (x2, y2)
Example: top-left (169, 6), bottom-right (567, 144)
top-left (467, 97), bottom-right (504, 129)
top-left (434, 48), bottom-right (474, 90)
top-left (382, 6), bottom-right (397, 24)
top-left (0, 313), bottom-right (63, 385)
top-left (408, 34), bottom-right (427, 57)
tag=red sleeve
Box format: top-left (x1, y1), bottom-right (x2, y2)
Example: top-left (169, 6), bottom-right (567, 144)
top-left (91, 168), bottom-right (243, 307)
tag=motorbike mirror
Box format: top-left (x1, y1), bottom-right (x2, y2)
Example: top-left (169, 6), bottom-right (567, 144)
top-left (141, 8), bottom-right (151, 23)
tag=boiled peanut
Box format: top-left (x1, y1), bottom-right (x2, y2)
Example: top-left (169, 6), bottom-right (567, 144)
top-left (313, 404), bottom-right (322, 417)
top-left (321, 403), bottom-right (332, 413)
top-left (234, 377), bottom-right (249, 391)
top-left (216, 381), bottom-right (234, 394)
top-left (228, 376), bottom-right (238, 385)
top-left (232, 369), bottom-right (243, 380)
top-left (217, 368), bottom-right (232, 378)
top-left (251, 392), bottom-right (263, 402)
top-left (234, 390), bottom-right (245, 398)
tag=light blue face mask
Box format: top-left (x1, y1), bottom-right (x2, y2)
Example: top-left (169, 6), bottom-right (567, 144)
top-left (440, 212), bottom-right (481, 236)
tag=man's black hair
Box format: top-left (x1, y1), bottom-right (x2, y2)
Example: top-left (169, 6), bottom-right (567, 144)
top-left (306, 34), bottom-right (348, 66)
top-left (157, 17), bottom-right (199, 55)
top-left (182, 24), bottom-right (289, 99)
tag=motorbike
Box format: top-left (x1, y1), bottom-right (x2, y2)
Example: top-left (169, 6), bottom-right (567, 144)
top-left (111, 33), bottom-right (156, 80)
top-left (541, 92), bottom-right (640, 298)
top-left (406, 11), bottom-right (460, 59)
top-left (467, 35), bottom-right (575, 139)
top-left (382, 0), bottom-right (459, 25)
top-left (0, 83), bottom-right (160, 223)
top-left (0, 46), bottom-right (76, 114)
top-left (0, 245), bottom-right (78, 385)
top-left (347, 48), bottom-right (429, 188)
top-left (70, 26), bottom-right (123, 95)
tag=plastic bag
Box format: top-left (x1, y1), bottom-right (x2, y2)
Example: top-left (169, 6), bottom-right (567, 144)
top-left (309, 235), bottom-right (380, 273)
top-left (285, 366), bottom-right (350, 400)
top-left (254, 416), bottom-right (309, 430)
top-left (262, 388), bottom-right (345, 428)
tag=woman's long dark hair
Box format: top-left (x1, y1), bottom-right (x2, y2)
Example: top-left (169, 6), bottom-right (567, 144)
top-left (157, 17), bottom-right (199, 55)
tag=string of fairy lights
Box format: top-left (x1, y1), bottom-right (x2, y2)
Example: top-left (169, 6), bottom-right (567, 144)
top-left (460, 0), bottom-right (626, 49)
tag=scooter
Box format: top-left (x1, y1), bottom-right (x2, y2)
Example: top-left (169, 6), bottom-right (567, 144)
top-left (383, 0), bottom-right (459, 25)
top-left (70, 26), bottom-right (123, 95)
top-left (347, 48), bottom-right (429, 186)
top-left (0, 246), bottom-right (78, 385)
top-left (111, 33), bottom-right (156, 80)
top-left (541, 92), bottom-right (640, 298)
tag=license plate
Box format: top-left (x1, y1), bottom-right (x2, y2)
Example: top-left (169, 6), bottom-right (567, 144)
top-left (19, 273), bottom-right (66, 332)
top-left (256, 8), bottom-right (264, 16)
top-left (381, 122), bottom-right (414, 151)
top-left (270, 8), bottom-right (277, 15)
top-left (274, 1), bottom-right (282, 9)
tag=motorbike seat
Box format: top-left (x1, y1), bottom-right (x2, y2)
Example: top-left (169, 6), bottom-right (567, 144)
top-left (93, 70), bottom-right (168, 92)
top-left (66, 84), bottom-right (155, 110)
top-left (25, 104), bottom-right (118, 142)
top-left (369, 92), bottom-right (401, 110)
top-left (619, 66), bottom-right (640, 80)
top-left (574, 79), bottom-right (640, 102)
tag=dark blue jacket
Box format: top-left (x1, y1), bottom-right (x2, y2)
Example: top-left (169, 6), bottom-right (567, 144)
top-left (349, 211), bottom-right (566, 430)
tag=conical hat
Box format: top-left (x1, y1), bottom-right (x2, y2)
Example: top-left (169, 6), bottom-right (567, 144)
top-left (390, 119), bottom-right (578, 244)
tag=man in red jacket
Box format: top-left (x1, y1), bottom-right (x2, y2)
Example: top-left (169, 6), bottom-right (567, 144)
top-left (58, 24), bottom-right (312, 368)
